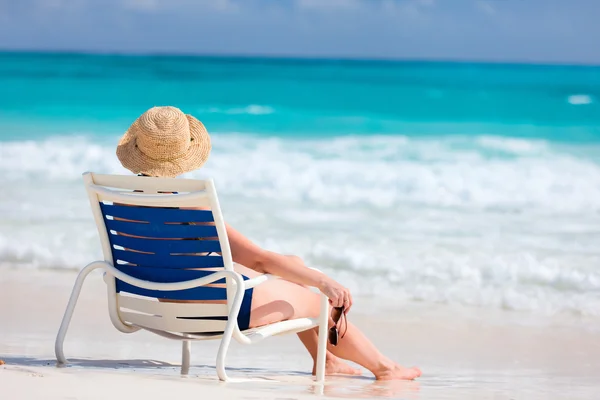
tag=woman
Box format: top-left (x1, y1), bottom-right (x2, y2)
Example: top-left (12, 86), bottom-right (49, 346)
top-left (116, 106), bottom-right (421, 380)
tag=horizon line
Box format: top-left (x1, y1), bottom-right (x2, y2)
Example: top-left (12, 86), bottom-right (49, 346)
top-left (1, 47), bottom-right (599, 68)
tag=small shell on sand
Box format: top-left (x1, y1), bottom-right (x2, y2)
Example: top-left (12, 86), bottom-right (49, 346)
top-left (0, 360), bottom-right (5, 365)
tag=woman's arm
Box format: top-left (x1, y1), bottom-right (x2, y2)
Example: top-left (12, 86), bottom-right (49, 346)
top-left (225, 223), bottom-right (322, 286)
top-left (183, 205), bottom-right (353, 310)
top-left (225, 223), bottom-right (353, 311)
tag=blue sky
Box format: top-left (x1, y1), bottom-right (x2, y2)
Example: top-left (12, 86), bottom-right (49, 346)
top-left (0, 0), bottom-right (598, 63)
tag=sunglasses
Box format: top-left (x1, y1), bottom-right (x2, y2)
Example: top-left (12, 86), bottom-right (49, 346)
top-left (328, 306), bottom-right (347, 346)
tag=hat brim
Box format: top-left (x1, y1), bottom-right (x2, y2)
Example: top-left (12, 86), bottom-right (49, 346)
top-left (116, 114), bottom-right (211, 178)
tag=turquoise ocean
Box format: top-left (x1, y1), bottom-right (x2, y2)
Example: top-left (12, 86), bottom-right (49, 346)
top-left (1, 52), bottom-right (599, 317)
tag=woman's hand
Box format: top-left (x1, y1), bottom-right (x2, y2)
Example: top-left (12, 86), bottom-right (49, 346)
top-left (318, 276), bottom-right (353, 313)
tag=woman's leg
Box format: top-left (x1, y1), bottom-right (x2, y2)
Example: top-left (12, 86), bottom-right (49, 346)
top-left (298, 326), bottom-right (421, 380)
top-left (296, 329), bottom-right (362, 376)
top-left (245, 272), bottom-right (421, 380)
top-left (233, 265), bottom-right (359, 375)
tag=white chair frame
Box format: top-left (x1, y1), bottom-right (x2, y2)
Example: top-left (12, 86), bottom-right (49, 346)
top-left (55, 172), bottom-right (329, 382)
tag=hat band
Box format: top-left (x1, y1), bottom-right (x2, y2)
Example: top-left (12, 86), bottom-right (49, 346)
top-left (136, 138), bottom-right (191, 161)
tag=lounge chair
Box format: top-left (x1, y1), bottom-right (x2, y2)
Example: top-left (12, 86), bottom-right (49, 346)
top-left (55, 172), bottom-right (329, 381)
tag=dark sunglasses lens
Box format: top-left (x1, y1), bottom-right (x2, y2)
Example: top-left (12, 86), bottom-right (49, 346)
top-left (332, 307), bottom-right (343, 322)
top-left (328, 327), bottom-right (338, 346)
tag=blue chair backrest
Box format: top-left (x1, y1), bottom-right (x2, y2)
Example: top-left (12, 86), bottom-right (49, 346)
top-left (100, 203), bottom-right (228, 301)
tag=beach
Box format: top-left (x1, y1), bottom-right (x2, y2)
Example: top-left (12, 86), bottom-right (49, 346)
top-left (1, 52), bottom-right (600, 398)
top-left (2, 268), bottom-right (600, 399)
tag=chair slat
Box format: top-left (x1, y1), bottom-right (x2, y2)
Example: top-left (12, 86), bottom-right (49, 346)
top-left (118, 294), bottom-right (229, 318)
top-left (91, 173), bottom-right (207, 192)
top-left (105, 219), bottom-right (218, 239)
top-left (110, 235), bottom-right (222, 254)
top-left (114, 264), bottom-right (227, 283)
top-left (96, 190), bottom-right (212, 208)
top-left (113, 249), bottom-right (224, 269)
top-left (100, 203), bottom-right (215, 223)
top-left (116, 280), bottom-right (227, 300)
top-left (119, 311), bottom-right (228, 333)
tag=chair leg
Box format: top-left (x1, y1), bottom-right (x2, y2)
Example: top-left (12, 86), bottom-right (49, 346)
top-left (216, 272), bottom-right (245, 381)
top-left (315, 293), bottom-right (329, 382)
top-left (181, 340), bottom-right (191, 375)
top-left (55, 261), bottom-right (105, 365)
top-left (216, 332), bottom-right (232, 381)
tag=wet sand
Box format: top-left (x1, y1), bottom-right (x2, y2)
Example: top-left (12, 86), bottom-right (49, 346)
top-left (1, 268), bottom-right (599, 399)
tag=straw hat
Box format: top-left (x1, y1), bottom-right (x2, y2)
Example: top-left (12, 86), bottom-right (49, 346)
top-left (116, 106), bottom-right (211, 177)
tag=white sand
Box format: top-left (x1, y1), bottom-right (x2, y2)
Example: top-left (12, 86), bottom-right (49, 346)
top-left (2, 268), bottom-right (600, 399)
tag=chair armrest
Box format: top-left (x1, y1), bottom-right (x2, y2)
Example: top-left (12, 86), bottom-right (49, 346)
top-left (103, 262), bottom-right (243, 292)
top-left (243, 267), bottom-right (325, 291)
top-left (244, 274), bottom-right (279, 289)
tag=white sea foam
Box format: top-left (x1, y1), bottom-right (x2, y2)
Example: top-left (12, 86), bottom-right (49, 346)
top-left (567, 94), bottom-right (593, 105)
top-left (476, 135), bottom-right (548, 155)
top-left (1, 133), bottom-right (600, 316)
top-left (4, 134), bottom-right (598, 211)
top-left (203, 105), bottom-right (275, 115)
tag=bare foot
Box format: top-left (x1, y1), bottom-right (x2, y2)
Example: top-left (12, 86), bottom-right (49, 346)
top-left (312, 357), bottom-right (362, 376)
top-left (375, 364), bottom-right (422, 381)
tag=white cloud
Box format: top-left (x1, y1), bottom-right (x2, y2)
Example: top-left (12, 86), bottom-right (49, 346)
top-left (417, 0), bottom-right (435, 7)
top-left (381, 0), bottom-right (435, 19)
top-left (33, 0), bottom-right (87, 11)
top-left (211, 0), bottom-right (239, 12)
top-left (123, 0), bottom-right (159, 11)
top-left (295, 0), bottom-right (363, 11)
top-left (122, 0), bottom-right (239, 13)
top-left (475, 0), bottom-right (496, 16)
top-left (296, 0), bottom-right (435, 13)
top-left (41, 0), bottom-right (69, 8)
